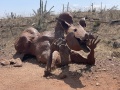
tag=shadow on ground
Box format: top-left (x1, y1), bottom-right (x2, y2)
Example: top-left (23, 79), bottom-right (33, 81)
top-left (20, 54), bottom-right (93, 89)
top-left (47, 65), bottom-right (93, 89)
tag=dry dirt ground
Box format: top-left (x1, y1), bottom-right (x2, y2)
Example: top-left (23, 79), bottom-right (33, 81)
top-left (0, 44), bottom-right (120, 90)
top-left (0, 18), bottom-right (120, 90)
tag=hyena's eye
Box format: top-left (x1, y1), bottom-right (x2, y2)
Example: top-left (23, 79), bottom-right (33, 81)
top-left (74, 29), bottom-right (77, 32)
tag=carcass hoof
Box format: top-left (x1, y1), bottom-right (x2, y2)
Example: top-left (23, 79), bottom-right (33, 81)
top-left (43, 70), bottom-right (52, 77)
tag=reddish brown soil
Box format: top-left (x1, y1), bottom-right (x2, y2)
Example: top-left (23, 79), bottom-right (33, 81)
top-left (0, 43), bottom-right (120, 90)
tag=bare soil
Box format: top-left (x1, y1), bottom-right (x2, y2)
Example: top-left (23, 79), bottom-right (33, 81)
top-left (0, 17), bottom-right (120, 90)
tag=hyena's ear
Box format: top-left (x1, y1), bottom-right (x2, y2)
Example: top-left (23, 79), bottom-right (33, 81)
top-left (56, 18), bottom-right (71, 30)
top-left (79, 17), bottom-right (86, 28)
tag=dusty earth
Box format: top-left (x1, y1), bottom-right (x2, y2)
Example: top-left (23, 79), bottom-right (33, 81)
top-left (0, 43), bottom-right (120, 90)
top-left (0, 17), bottom-right (120, 90)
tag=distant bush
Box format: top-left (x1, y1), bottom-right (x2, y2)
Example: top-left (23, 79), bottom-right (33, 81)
top-left (93, 21), bottom-right (101, 27)
top-left (91, 20), bottom-right (101, 32)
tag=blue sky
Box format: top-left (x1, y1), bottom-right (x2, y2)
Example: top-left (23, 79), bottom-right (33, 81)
top-left (0, 0), bottom-right (120, 17)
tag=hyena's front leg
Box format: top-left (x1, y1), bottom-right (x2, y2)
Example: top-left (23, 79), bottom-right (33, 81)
top-left (44, 38), bottom-right (68, 77)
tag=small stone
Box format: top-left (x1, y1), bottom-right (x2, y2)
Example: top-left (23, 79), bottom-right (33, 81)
top-left (93, 78), bottom-right (97, 81)
top-left (95, 76), bottom-right (99, 78)
top-left (0, 59), bottom-right (10, 66)
top-left (113, 76), bottom-right (117, 79)
top-left (113, 57), bottom-right (116, 59)
top-left (95, 70), bottom-right (97, 72)
top-left (9, 59), bottom-right (16, 65)
top-left (108, 58), bottom-right (112, 61)
top-left (96, 82), bottom-right (100, 86)
top-left (101, 68), bottom-right (107, 71)
top-left (14, 64), bottom-right (22, 67)
top-left (107, 56), bottom-right (109, 58)
top-left (88, 75), bottom-right (91, 77)
top-left (90, 83), bottom-right (93, 85)
top-left (13, 58), bottom-right (22, 67)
